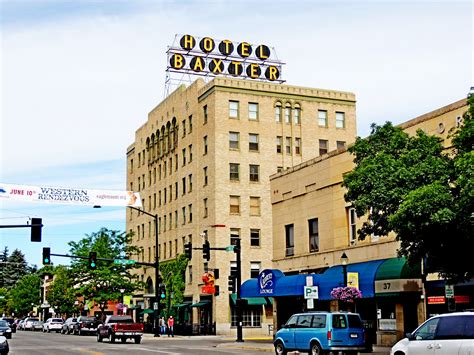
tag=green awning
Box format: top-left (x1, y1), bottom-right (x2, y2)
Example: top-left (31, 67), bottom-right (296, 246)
top-left (230, 294), bottom-right (272, 306)
top-left (191, 300), bottom-right (211, 308)
top-left (173, 302), bottom-right (192, 309)
top-left (375, 257), bottom-right (422, 296)
top-left (140, 308), bottom-right (155, 314)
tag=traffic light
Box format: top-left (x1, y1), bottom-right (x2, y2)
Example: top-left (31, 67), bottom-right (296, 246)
top-left (42, 247), bottom-right (51, 265)
top-left (233, 238), bottom-right (241, 254)
top-left (228, 275), bottom-right (236, 293)
top-left (447, 297), bottom-right (456, 312)
top-left (202, 240), bottom-right (210, 261)
top-left (184, 242), bottom-right (192, 260)
top-left (160, 284), bottom-right (166, 299)
top-left (31, 218), bottom-right (42, 242)
top-left (88, 252), bottom-right (97, 270)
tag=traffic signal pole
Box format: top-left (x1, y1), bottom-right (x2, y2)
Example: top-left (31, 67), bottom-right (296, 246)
top-left (235, 238), bottom-right (243, 342)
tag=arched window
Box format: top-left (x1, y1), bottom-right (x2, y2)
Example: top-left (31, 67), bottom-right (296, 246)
top-left (146, 277), bottom-right (154, 294)
top-left (274, 101), bottom-right (282, 123)
top-left (293, 103), bottom-right (301, 125)
top-left (160, 126), bottom-right (166, 156)
top-left (166, 122), bottom-right (172, 153)
top-left (284, 103), bottom-right (291, 124)
top-left (151, 134), bottom-right (156, 161)
top-left (146, 138), bottom-right (151, 164)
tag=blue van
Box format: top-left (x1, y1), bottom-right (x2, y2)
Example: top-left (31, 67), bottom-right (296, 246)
top-left (274, 311), bottom-right (366, 355)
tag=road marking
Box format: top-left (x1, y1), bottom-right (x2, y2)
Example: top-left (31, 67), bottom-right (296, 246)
top-left (76, 348), bottom-right (104, 355)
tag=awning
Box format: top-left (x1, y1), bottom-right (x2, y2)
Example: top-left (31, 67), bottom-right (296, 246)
top-left (318, 259), bottom-right (385, 300)
top-left (240, 273), bottom-right (320, 297)
top-left (230, 294), bottom-right (272, 306)
top-left (191, 300), bottom-right (211, 308)
top-left (140, 308), bottom-right (154, 314)
top-left (375, 257), bottom-right (422, 296)
top-left (173, 302), bottom-right (192, 309)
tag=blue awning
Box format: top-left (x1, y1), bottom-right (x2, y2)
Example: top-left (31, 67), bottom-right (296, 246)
top-left (241, 274), bottom-right (321, 297)
top-left (318, 259), bottom-right (385, 300)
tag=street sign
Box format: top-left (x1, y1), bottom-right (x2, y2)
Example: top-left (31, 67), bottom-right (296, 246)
top-left (445, 285), bottom-right (454, 298)
top-left (153, 302), bottom-right (158, 310)
top-left (114, 259), bottom-right (136, 265)
top-left (225, 245), bottom-right (235, 252)
top-left (307, 298), bottom-right (314, 309)
top-left (304, 286), bottom-right (319, 299)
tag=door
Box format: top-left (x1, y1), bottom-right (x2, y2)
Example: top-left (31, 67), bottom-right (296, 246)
top-left (279, 315), bottom-right (298, 349)
top-left (432, 315), bottom-right (468, 355)
top-left (294, 314), bottom-right (314, 350)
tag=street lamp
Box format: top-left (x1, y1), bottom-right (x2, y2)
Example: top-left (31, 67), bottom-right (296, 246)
top-left (340, 252), bottom-right (349, 287)
top-left (119, 288), bottom-right (125, 315)
top-left (127, 206), bottom-right (160, 337)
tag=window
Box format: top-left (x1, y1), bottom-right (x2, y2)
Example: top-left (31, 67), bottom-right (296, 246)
top-left (297, 314), bottom-right (313, 328)
top-left (348, 208), bottom-right (357, 244)
top-left (203, 166), bottom-right (208, 186)
top-left (332, 314), bottom-right (347, 329)
top-left (230, 163), bottom-right (240, 181)
top-left (336, 111), bottom-right (345, 128)
top-left (175, 181), bottom-right (178, 199)
top-left (318, 110), bottom-right (328, 127)
top-left (413, 318), bottom-right (440, 340)
top-left (188, 115), bottom-right (193, 133)
top-left (169, 184), bottom-right (173, 201)
top-left (230, 195), bottom-right (240, 214)
top-left (163, 215), bottom-right (166, 232)
top-left (250, 262), bottom-right (261, 278)
top-left (295, 137), bottom-right (301, 155)
top-left (153, 168), bottom-right (156, 184)
top-left (293, 105), bottom-right (301, 125)
top-left (153, 193), bottom-right (156, 209)
top-left (275, 103), bottom-right (282, 122)
top-left (285, 137), bottom-right (292, 154)
top-left (203, 105), bottom-right (208, 124)
top-left (229, 100), bottom-right (239, 118)
top-left (175, 154), bottom-right (178, 171)
top-left (229, 132), bottom-right (239, 150)
top-left (169, 158), bottom-right (173, 175)
top-left (337, 141), bottom-right (346, 150)
top-left (308, 218), bottom-right (319, 252)
top-left (250, 229), bottom-right (260, 247)
top-left (138, 177), bottom-right (141, 192)
top-left (164, 188), bottom-right (167, 204)
top-left (130, 158), bottom-right (134, 173)
top-left (182, 148), bottom-right (186, 166)
top-left (276, 136), bottom-right (282, 154)
top-left (159, 191), bottom-right (162, 206)
top-left (203, 135), bottom-right (208, 155)
top-left (319, 139), bottom-right (328, 155)
top-left (188, 204), bottom-right (192, 223)
top-left (248, 103), bottom-right (258, 120)
top-left (230, 228), bottom-right (240, 245)
top-left (277, 166), bottom-right (283, 173)
top-left (249, 164), bottom-right (259, 182)
top-left (188, 174), bottom-right (192, 192)
top-left (163, 161), bottom-right (167, 177)
top-left (203, 198), bottom-right (208, 218)
top-left (189, 144), bottom-right (193, 162)
top-left (284, 105), bottom-right (291, 124)
top-left (182, 177), bottom-right (186, 195)
top-left (188, 265), bottom-right (193, 283)
top-left (158, 164), bottom-right (162, 180)
top-left (231, 307), bottom-right (262, 327)
top-left (182, 207), bottom-right (186, 225)
top-left (182, 119), bottom-right (186, 137)
top-left (250, 196), bottom-right (261, 216)
top-left (285, 224), bottom-right (294, 256)
top-left (249, 133), bottom-right (259, 152)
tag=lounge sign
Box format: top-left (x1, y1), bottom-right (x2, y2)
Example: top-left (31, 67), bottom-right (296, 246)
top-left (167, 34), bottom-right (284, 82)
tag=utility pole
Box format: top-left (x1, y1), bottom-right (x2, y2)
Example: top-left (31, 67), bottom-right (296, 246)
top-left (235, 238), bottom-right (243, 342)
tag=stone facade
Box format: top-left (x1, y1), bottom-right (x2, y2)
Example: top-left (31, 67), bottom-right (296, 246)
top-left (126, 77), bottom-right (357, 336)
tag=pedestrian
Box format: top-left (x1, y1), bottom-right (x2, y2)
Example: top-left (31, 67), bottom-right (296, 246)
top-left (159, 316), bottom-right (166, 335)
top-left (167, 315), bottom-right (174, 337)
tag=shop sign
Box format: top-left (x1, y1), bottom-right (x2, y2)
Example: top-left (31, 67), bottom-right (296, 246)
top-left (427, 296), bottom-right (445, 304)
top-left (167, 34), bottom-right (285, 83)
top-left (454, 295), bottom-right (470, 304)
top-left (375, 278), bottom-right (422, 293)
top-left (258, 269), bottom-right (276, 295)
top-left (347, 272), bottom-right (359, 289)
top-left (379, 319), bottom-right (397, 331)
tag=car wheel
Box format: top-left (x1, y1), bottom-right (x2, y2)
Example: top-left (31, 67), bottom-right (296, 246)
top-left (274, 341), bottom-right (287, 355)
top-left (310, 342), bottom-right (322, 355)
top-left (78, 329), bottom-right (82, 336)
top-left (97, 332), bottom-right (103, 342)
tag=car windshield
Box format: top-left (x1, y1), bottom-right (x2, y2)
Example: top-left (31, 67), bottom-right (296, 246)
top-left (80, 317), bottom-right (95, 321)
top-left (0, 321), bottom-right (8, 327)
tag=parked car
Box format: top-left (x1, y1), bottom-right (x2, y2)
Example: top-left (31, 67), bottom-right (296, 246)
top-left (73, 316), bottom-right (101, 335)
top-left (0, 336), bottom-right (9, 355)
top-left (0, 319), bottom-right (15, 334)
top-left (96, 315), bottom-right (144, 344)
top-left (42, 318), bottom-right (63, 333)
top-left (16, 320), bottom-right (24, 331)
top-left (390, 311), bottom-right (474, 355)
top-left (274, 311), bottom-right (366, 355)
top-left (22, 317), bottom-right (39, 331)
top-left (31, 321), bottom-right (44, 332)
top-left (0, 321), bottom-right (12, 340)
top-left (61, 317), bottom-right (77, 334)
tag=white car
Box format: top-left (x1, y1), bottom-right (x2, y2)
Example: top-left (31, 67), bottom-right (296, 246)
top-left (22, 317), bottom-right (39, 331)
top-left (391, 312), bottom-right (474, 355)
top-left (42, 318), bottom-right (64, 333)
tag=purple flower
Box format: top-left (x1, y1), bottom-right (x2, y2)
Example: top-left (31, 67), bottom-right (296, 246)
top-left (330, 286), bottom-right (362, 301)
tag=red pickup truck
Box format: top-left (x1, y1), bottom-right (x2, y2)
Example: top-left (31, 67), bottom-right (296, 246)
top-left (96, 315), bottom-right (144, 344)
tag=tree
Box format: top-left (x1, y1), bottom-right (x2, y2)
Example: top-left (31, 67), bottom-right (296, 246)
top-left (159, 254), bottom-right (188, 317)
top-left (3, 249), bottom-right (29, 289)
top-left (9, 274), bottom-right (41, 317)
top-left (343, 97), bottom-right (473, 282)
top-left (68, 228), bottom-right (144, 319)
top-left (0, 247), bottom-right (8, 288)
top-left (46, 266), bottom-right (78, 317)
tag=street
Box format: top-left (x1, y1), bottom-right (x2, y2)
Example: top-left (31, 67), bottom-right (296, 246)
top-left (7, 331), bottom-right (273, 354)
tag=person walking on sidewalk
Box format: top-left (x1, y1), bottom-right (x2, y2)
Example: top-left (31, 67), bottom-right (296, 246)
top-left (159, 316), bottom-right (166, 335)
top-left (167, 316), bottom-right (174, 337)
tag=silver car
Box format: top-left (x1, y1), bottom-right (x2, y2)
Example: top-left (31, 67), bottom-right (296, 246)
top-left (42, 318), bottom-right (63, 333)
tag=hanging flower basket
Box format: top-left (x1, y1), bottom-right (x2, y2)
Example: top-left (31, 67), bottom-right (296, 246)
top-left (330, 286), bottom-right (362, 302)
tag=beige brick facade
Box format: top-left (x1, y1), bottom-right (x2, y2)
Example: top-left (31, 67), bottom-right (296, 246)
top-left (126, 77), bottom-right (357, 336)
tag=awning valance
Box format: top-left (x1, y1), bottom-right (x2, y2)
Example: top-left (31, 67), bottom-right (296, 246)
top-left (140, 308), bottom-right (154, 314)
top-left (374, 257), bottom-right (422, 296)
top-left (230, 294), bottom-right (272, 306)
top-left (173, 302), bottom-right (192, 309)
top-left (191, 300), bottom-right (211, 308)
top-left (240, 272), bottom-right (320, 297)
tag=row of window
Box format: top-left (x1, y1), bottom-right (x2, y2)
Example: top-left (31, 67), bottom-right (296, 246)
top-left (229, 164), bottom-right (260, 182)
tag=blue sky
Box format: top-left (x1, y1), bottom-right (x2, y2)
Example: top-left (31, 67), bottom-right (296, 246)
top-left (1, 0), bottom-right (472, 267)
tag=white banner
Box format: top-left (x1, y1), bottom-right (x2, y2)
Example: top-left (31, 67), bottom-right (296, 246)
top-left (0, 183), bottom-right (142, 207)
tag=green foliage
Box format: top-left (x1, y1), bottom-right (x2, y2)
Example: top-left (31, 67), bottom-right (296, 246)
top-left (159, 254), bottom-right (188, 317)
top-left (68, 228), bottom-right (144, 319)
top-left (9, 274), bottom-right (41, 317)
top-left (2, 249), bottom-right (30, 289)
top-left (0, 287), bottom-right (12, 316)
top-left (46, 265), bottom-right (78, 317)
top-left (344, 107), bottom-right (473, 282)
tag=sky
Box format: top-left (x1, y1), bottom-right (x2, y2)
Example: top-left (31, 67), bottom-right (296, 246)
top-left (0, 0), bottom-right (472, 267)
